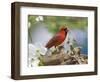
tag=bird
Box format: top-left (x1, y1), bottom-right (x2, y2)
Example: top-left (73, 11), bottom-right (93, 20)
top-left (45, 26), bottom-right (69, 49)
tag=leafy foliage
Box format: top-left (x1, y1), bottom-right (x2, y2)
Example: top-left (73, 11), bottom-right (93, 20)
top-left (28, 15), bottom-right (88, 34)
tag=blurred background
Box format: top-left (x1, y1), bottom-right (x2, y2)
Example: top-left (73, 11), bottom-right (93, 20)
top-left (28, 15), bottom-right (88, 55)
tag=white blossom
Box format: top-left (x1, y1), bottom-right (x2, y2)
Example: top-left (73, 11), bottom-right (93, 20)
top-left (35, 16), bottom-right (44, 22)
top-left (38, 16), bottom-right (43, 21)
top-left (34, 42), bottom-right (47, 55)
top-left (28, 43), bottom-right (47, 67)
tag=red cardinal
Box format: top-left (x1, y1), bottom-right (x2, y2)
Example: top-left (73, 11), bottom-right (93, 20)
top-left (45, 26), bottom-right (69, 49)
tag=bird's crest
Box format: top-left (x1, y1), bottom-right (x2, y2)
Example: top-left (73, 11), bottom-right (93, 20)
top-left (60, 25), bottom-right (69, 31)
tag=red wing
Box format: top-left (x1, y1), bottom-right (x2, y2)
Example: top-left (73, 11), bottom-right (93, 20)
top-left (45, 34), bottom-right (61, 48)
